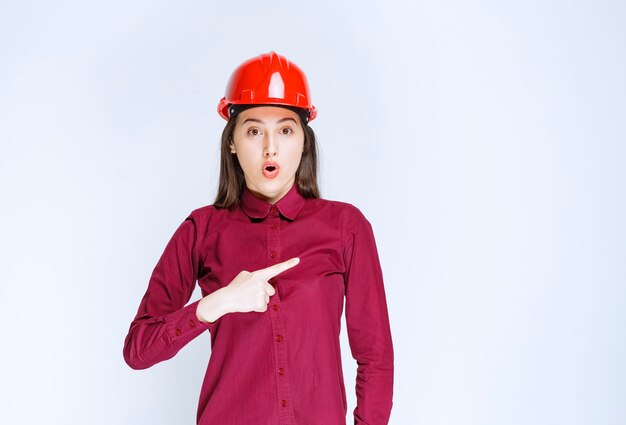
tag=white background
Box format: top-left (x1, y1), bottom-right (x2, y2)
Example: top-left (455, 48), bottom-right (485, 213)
top-left (1, 1), bottom-right (625, 424)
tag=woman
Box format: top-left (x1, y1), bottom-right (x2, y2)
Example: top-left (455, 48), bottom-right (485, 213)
top-left (123, 51), bottom-right (394, 425)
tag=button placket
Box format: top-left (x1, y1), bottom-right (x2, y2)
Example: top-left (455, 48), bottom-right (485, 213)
top-left (266, 207), bottom-right (294, 424)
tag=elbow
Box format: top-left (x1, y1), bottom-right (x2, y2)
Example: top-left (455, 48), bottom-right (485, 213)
top-left (123, 352), bottom-right (150, 371)
top-left (122, 334), bottom-right (154, 371)
top-left (123, 345), bottom-right (149, 370)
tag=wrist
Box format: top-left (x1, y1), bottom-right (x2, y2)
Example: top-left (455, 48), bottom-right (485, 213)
top-left (197, 288), bottom-right (230, 323)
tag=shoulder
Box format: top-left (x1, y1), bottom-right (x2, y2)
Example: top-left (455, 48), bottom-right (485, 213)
top-left (310, 195), bottom-right (361, 218)
top-left (181, 205), bottom-right (223, 238)
top-left (187, 204), bottom-right (218, 222)
top-left (315, 196), bottom-right (371, 233)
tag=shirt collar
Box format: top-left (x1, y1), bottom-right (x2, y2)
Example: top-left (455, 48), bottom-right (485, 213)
top-left (239, 182), bottom-right (306, 221)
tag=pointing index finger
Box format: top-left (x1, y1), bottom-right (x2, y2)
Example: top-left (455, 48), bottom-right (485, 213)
top-left (257, 257), bottom-right (300, 279)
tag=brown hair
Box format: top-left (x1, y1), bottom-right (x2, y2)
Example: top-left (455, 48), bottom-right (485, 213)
top-left (212, 110), bottom-right (321, 209)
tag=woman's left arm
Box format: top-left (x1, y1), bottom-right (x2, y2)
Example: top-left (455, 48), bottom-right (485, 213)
top-left (343, 206), bottom-right (394, 425)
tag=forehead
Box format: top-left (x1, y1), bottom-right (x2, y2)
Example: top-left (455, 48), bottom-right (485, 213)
top-left (237, 106), bottom-right (299, 123)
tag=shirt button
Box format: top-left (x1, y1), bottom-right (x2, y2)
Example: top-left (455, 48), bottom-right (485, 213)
top-left (189, 319), bottom-right (196, 327)
top-left (270, 224), bottom-right (278, 230)
top-left (275, 334), bottom-right (283, 342)
top-left (278, 367), bottom-right (285, 375)
top-left (281, 399), bottom-right (287, 407)
top-left (270, 251), bottom-right (277, 258)
top-left (273, 304), bottom-right (279, 311)
top-left (270, 206), bottom-right (277, 214)
top-left (175, 329), bottom-right (181, 336)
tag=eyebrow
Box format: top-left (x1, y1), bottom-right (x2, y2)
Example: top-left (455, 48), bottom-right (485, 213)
top-left (242, 117), bottom-right (298, 125)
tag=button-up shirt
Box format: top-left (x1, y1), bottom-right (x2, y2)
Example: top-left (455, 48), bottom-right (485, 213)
top-left (123, 182), bottom-right (394, 425)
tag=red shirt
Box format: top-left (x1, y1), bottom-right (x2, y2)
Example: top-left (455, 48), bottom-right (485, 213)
top-left (123, 182), bottom-right (394, 425)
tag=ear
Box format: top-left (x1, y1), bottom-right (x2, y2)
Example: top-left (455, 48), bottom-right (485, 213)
top-left (229, 141), bottom-right (236, 154)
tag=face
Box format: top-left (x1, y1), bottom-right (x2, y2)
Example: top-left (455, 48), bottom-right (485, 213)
top-left (230, 106), bottom-right (305, 204)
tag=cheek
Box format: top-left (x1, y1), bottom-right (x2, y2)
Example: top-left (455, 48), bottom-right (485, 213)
top-left (233, 147), bottom-right (258, 171)
top-left (286, 139), bottom-right (305, 164)
top-left (283, 149), bottom-right (303, 170)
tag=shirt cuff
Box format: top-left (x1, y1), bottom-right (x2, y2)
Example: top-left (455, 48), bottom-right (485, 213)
top-left (164, 299), bottom-right (218, 342)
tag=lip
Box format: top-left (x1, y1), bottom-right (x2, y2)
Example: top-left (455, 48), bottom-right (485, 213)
top-left (262, 161), bottom-right (279, 178)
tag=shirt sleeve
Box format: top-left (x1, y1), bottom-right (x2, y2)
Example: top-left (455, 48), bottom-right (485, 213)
top-left (123, 210), bottom-right (220, 370)
top-left (343, 206), bottom-right (394, 425)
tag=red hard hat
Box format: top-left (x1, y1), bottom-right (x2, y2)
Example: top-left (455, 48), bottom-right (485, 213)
top-left (217, 51), bottom-right (317, 122)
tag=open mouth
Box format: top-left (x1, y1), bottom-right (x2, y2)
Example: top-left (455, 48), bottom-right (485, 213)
top-left (262, 162), bottom-right (279, 178)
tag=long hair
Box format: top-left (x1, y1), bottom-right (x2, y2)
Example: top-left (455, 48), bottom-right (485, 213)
top-left (212, 111), bottom-right (320, 209)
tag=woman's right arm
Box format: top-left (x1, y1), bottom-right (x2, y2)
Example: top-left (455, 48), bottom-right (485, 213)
top-left (123, 209), bottom-right (299, 370)
top-left (122, 212), bottom-right (223, 370)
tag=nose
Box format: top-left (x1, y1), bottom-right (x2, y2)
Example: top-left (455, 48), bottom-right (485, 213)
top-left (263, 133), bottom-right (277, 157)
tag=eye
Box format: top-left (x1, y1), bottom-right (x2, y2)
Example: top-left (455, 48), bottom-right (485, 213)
top-left (281, 127), bottom-right (294, 135)
top-left (247, 128), bottom-right (261, 136)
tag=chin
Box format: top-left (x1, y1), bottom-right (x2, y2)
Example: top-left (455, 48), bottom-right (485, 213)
top-left (249, 172), bottom-right (293, 190)
top-left (251, 178), bottom-right (281, 191)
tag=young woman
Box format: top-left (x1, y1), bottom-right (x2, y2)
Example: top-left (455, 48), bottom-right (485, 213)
top-left (123, 51), bottom-right (394, 425)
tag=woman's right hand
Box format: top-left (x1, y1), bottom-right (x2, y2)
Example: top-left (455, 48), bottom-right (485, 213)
top-left (196, 257), bottom-right (300, 323)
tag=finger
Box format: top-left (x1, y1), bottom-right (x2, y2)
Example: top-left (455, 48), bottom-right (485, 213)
top-left (265, 283), bottom-right (275, 296)
top-left (256, 257), bottom-right (300, 279)
top-left (265, 294), bottom-right (270, 304)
